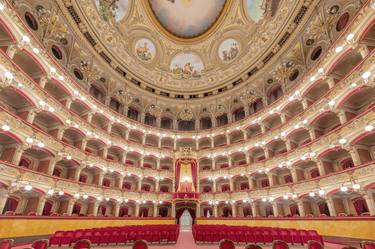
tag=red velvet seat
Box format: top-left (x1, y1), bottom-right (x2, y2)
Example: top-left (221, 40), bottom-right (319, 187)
top-left (73, 239), bottom-right (91, 249)
top-left (253, 229), bottom-right (264, 244)
top-left (271, 229), bottom-right (282, 241)
top-left (133, 240), bottom-right (148, 249)
top-left (272, 240), bottom-right (289, 249)
top-left (262, 229), bottom-right (273, 244)
top-left (220, 239), bottom-right (236, 249)
top-left (245, 229), bottom-right (255, 243)
top-left (289, 229), bottom-right (303, 245)
top-left (280, 229), bottom-right (292, 244)
top-left (0, 239), bottom-right (14, 249)
top-left (73, 230), bottom-right (84, 244)
top-left (298, 230), bottom-right (309, 245)
top-left (31, 240), bottom-right (48, 249)
top-left (362, 241), bottom-right (375, 249)
top-left (245, 243), bottom-right (262, 249)
top-left (307, 231), bottom-right (324, 245)
top-left (49, 231), bottom-right (64, 246)
top-left (307, 240), bottom-right (324, 249)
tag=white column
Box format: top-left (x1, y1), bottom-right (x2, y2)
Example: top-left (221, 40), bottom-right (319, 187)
top-left (297, 200), bottom-right (305, 217)
top-left (66, 199), bottom-right (75, 215)
top-left (171, 203), bottom-right (176, 218)
top-left (231, 203), bottom-right (236, 217)
top-left (213, 205), bottom-right (218, 217)
top-left (316, 160), bottom-right (326, 176)
top-left (153, 203), bottom-right (158, 217)
top-left (114, 202), bottom-right (120, 217)
top-left (272, 202), bottom-right (279, 217)
top-left (0, 193), bottom-right (9, 214)
top-left (135, 203), bottom-right (140, 217)
top-left (36, 196), bottom-right (46, 215)
top-left (326, 198), bottom-right (336, 216)
top-left (251, 204), bottom-right (257, 217)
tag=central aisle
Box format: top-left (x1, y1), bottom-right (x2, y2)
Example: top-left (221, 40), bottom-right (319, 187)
top-left (153, 231), bottom-right (218, 249)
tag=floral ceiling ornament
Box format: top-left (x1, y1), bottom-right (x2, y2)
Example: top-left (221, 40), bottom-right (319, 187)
top-left (272, 62), bottom-right (295, 82)
top-left (240, 87), bottom-right (257, 104)
top-left (79, 60), bottom-right (102, 82)
top-left (114, 87), bottom-right (133, 106)
top-left (179, 106), bottom-right (194, 121)
top-left (147, 104), bottom-right (162, 117)
top-left (209, 103), bottom-right (226, 117)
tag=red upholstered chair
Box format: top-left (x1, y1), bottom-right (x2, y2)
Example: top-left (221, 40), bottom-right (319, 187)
top-left (280, 229), bottom-right (292, 244)
top-left (272, 240), bottom-right (289, 249)
top-left (362, 241), bottom-right (375, 249)
top-left (298, 230), bottom-right (310, 245)
top-left (289, 229), bottom-right (303, 245)
top-left (245, 243), bottom-right (262, 249)
top-left (132, 240), bottom-right (148, 249)
top-left (0, 239), bottom-right (14, 249)
top-left (307, 240), bottom-right (324, 249)
top-left (49, 231), bottom-right (65, 246)
top-left (31, 239), bottom-right (49, 249)
top-left (253, 229), bottom-right (264, 244)
top-left (307, 231), bottom-right (324, 245)
top-left (219, 239), bottom-right (235, 249)
top-left (73, 239), bottom-right (91, 249)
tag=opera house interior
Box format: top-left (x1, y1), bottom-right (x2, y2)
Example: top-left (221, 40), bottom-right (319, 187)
top-left (0, 0), bottom-right (375, 248)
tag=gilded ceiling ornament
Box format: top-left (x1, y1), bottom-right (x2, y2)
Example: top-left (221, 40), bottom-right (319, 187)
top-left (79, 61), bottom-right (102, 82)
top-left (179, 106), bottom-right (194, 121)
top-left (209, 104), bottom-right (226, 118)
top-left (36, 6), bottom-right (68, 40)
top-left (272, 62), bottom-right (295, 82)
top-left (239, 88), bottom-right (257, 104)
top-left (147, 104), bottom-right (162, 117)
top-left (114, 88), bottom-right (134, 106)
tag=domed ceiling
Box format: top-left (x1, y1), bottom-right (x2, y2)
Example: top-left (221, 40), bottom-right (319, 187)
top-left (148, 0), bottom-right (227, 39)
top-left (60, 0), bottom-right (313, 107)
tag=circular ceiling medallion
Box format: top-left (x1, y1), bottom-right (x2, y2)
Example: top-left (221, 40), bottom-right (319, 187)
top-left (134, 38), bottom-right (156, 62)
top-left (170, 52), bottom-right (204, 80)
top-left (148, 0), bottom-right (227, 39)
top-left (218, 38), bottom-right (239, 62)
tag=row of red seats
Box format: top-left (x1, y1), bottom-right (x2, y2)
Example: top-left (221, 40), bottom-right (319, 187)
top-left (192, 225), bottom-right (323, 245)
top-left (49, 225), bottom-right (179, 246)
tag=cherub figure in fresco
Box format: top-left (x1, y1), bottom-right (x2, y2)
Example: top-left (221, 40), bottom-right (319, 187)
top-left (183, 62), bottom-right (193, 75)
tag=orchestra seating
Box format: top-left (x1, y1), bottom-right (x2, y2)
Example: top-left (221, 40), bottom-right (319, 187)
top-left (192, 225), bottom-right (323, 245)
top-left (49, 224), bottom-right (179, 246)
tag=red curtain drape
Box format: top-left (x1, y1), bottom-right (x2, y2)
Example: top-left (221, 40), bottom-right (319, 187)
top-left (175, 158), bottom-right (197, 192)
top-left (4, 197), bottom-right (18, 213)
top-left (290, 204), bottom-right (299, 215)
top-left (353, 198), bottom-right (368, 215)
top-left (73, 204), bottom-right (81, 214)
top-left (42, 201), bottom-right (53, 215)
top-left (191, 159), bottom-right (197, 191)
top-left (318, 202), bottom-right (327, 214)
top-left (175, 159), bottom-right (181, 191)
top-left (119, 207), bottom-right (128, 217)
